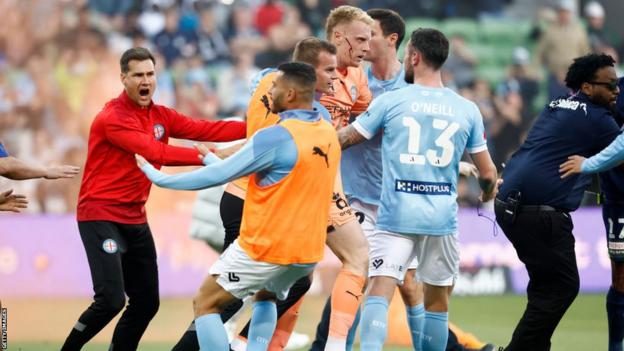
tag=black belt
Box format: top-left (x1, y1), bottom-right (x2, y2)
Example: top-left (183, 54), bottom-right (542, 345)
top-left (495, 198), bottom-right (561, 213)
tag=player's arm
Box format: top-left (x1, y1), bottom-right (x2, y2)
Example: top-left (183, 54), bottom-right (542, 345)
top-left (137, 126), bottom-right (291, 190)
top-left (165, 107), bottom-right (246, 142)
top-left (106, 110), bottom-right (208, 166)
top-left (0, 189), bottom-right (28, 213)
top-left (560, 111), bottom-right (624, 178)
top-left (559, 133), bottom-right (624, 178)
top-left (339, 94), bottom-right (386, 149)
top-left (338, 124), bottom-right (367, 150)
top-left (0, 157), bottom-right (79, 180)
top-left (467, 103), bottom-right (499, 201)
top-left (470, 150), bottom-right (499, 202)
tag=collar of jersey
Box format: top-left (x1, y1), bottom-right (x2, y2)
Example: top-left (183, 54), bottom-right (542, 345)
top-left (278, 109), bottom-right (321, 122)
top-left (119, 90), bottom-right (153, 111)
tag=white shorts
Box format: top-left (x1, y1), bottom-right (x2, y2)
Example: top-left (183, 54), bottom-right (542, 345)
top-left (351, 199), bottom-right (419, 271)
top-left (209, 240), bottom-right (315, 300)
top-left (367, 230), bottom-right (459, 286)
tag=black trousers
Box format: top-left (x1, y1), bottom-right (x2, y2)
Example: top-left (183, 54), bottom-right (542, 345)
top-left (61, 221), bottom-right (160, 351)
top-left (172, 191), bottom-right (311, 351)
top-left (495, 204), bottom-right (580, 351)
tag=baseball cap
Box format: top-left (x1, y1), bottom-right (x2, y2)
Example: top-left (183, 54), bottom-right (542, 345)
top-left (584, 1), bottom-right (605, 18)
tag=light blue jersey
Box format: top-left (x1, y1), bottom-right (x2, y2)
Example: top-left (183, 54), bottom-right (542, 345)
top-left (353, 84), bottom-right (487, 235)
top-left (342, 66), bottom-right (407, 205)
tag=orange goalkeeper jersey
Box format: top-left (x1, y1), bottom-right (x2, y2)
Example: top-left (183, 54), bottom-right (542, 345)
top-left (320, 66), bottom-right (372, 128)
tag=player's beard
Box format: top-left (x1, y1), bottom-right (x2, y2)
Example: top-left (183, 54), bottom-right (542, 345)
top-left (404, 64), bottom-right (414, 84)
top-left (270, 94), bottom-right (285, 114)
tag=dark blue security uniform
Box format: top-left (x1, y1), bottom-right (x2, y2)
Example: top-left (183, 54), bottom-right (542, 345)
top-left (600, 78), bottom-right (624, 262)
top-left (495, 92), bottom-right (620, 351)
top-left (599, 78), bottom-right (624, 351)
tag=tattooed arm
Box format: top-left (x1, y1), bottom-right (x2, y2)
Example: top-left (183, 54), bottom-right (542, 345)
top-left (338, 124), bottom-right (368, 150)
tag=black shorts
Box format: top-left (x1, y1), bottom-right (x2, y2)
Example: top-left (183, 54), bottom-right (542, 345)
top-left (603, 203), bottom-right (624, 262)
top-left (219, 191), bottom-right (245, 252)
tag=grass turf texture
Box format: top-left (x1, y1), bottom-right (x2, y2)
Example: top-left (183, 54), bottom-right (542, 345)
top-left (5, 294), bottom-right (607, 350)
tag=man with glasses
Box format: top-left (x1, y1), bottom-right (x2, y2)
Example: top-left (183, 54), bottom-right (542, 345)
top-left (495, 53), bottom-right (621, 351)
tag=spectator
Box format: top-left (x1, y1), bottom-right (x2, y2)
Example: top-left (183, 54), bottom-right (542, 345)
top-left (584, 1), bottom-right (622, 56)
top-left (534, 0), bottom-right (591, 100)
top-left (226, 3), bottom-right (269, 59)
top-left (153, 6), bottom-right (197, 66)
top-left (217, 51), bottom-right (260, 116)
top-left (196, 5), bottom-right (230, 66)
top-left (444, 34), bottom-right (477, 88)
top-left (499, 47), bottom-right (539, 134)
top-left (254, 0), bottom-right (284, 36)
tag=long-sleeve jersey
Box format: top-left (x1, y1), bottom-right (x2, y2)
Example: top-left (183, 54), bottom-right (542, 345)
top-left (77, 90), bottom-right (245, 224)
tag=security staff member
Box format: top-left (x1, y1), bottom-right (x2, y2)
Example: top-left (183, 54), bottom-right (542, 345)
top-left (495, 53), bottom-right (621, 351)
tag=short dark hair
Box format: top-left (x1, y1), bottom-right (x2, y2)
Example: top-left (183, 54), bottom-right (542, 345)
top-left (408, 28), bottom-right (449, 70)
top-left (564, 53), bottom-right (616, 91)
top-left (293, 38), bottom-right (337, 67)
top-left (120, 47), bottom-right (155, 73)
top-left (367, 8), bottom-right (405, 51)
top-left (277, 62), bottom-right (317, 99)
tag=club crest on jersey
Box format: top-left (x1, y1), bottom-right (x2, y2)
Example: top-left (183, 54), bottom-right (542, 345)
top-left (153, 124), bottom-right (165, 140)
top-left (102, 239), bottom-right (118, 254)
top-left (350, 85), bottom-right (358, 102)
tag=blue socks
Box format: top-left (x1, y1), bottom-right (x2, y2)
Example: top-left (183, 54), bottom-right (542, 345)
top-left (195, 313), bottom-right (229, 351)
top-left (422, 311), bottom-right (448, 351)
top-left (247, 300), bottom-right (278, 351)
top-left (407, 304), bottom-right (425, 350)
top-left (346, 306), bottom-right (361, 351)
top-left (360, 296), bottom-right (389, 351)
top-left (607, 286), bottom-right (624, 351)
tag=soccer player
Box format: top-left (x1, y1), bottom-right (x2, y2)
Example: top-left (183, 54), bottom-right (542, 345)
top-left (496, 53), bottom-right (620, 351)
top-left (559, 76), bottom-right (624, 351)
top-left (315, 6), bottom-right (375, 350)
top-left (137, 62), bottom-right (340, 351)
top-left (61, 47), bottom-right (245, 351)
top-left (171, 37), bottom-right (338, 351)
top-left (337, 28), bottom-right (499, 351)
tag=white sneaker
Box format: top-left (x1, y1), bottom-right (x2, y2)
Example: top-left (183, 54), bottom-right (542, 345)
top-left (284, 331), bottom-right (311, 350)
top-left (230, 336), bottom-right (247, 351)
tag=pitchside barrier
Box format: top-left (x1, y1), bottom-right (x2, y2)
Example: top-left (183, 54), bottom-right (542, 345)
top-left (0, 208), bottom-right (610, 297)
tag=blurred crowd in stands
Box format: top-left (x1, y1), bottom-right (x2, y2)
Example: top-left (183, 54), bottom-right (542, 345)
top-left (0, 0), bottom-right (622, 212)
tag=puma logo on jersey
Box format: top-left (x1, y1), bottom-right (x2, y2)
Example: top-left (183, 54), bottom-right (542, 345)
top-left (312, 145), bottom-right (330, 167)
top-left (260, 95), bottom-right (271, 117)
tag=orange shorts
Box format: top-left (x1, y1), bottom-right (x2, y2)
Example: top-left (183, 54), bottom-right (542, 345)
top-left (327, 170), bottom-right (357, 230)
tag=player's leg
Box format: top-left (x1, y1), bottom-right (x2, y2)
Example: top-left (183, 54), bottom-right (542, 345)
top-left (61, 221), bottom-right (128, 350)
top-left (195, 239), bottom-right (272, 350)
top-left (236, 274), bottom-right (312, 350)
top-left (172, 190), bottom-right (245, 351)
top-left (416, 234), bottom-right (459, 351)
top-left (321, 181), bottom-right (369, 350)
top-left (325, 219), bottom-right (368, 350)
top-left (110, 223), bottom-right (160, 350)
top-left (603, 203), bottom-right (624, 351)
top-left (247, 264), bottom-right (315, 351)
top-left (360, 231), bottom-right (418, 351)
top-left (399, 267), bottom-right (425, 350)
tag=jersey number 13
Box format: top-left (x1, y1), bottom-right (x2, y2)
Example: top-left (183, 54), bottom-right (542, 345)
top-left (400, 117), bottom-right (459, 167)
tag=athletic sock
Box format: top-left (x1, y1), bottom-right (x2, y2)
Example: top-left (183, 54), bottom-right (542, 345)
top-left (345, 307), bottom-right (361, 351)
top-left (268, 297), bottom-right (305, 351)
top-left (607, 286), bottom-right (624, 351)
top-left (422, 311), bottom-right (448, 351)
top-left (248, 301), bottom-right (278, 351)
top-left (407, 304), bottom-right (425, 350)
top-left (195, 314), bottom-right (229, 351)
top-left (327, 269), bottom-right (366, 350)
top-left (359, 296), bottom-right (389, 351)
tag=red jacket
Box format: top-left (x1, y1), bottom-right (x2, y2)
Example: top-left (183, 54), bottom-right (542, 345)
top-left (77, 91), bottom-right (246, 224)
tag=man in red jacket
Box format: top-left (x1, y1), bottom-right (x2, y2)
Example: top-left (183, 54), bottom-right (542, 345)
top-left (62, 47), bottom-right (245, 351)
